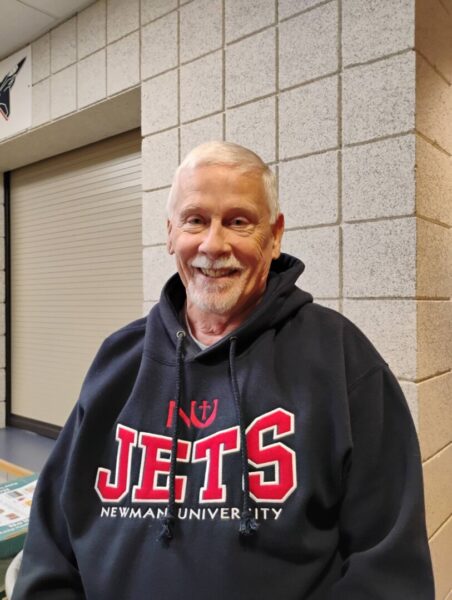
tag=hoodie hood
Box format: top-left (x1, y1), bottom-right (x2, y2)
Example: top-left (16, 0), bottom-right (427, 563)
top-left (147, 253), bottom-right (313, 363)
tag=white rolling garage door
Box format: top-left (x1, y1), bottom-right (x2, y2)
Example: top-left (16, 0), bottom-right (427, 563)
top-left (10, 130), bottom-right (142, 428)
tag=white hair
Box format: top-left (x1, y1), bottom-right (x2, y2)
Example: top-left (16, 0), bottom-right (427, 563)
top-left (166, 141), bottom-right (280, 223)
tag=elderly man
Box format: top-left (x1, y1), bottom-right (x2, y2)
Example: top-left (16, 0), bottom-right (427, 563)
top-left (13, 142), bottom-right (434, 599)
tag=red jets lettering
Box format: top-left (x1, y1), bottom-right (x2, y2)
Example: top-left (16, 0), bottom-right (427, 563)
top-left (193, 427), bottom-right (240, 503)
top-left (95, 425), bottom-right (137, 503)
top-left (247, 408), bottom-right (296, 502)
top-left (95, 409), bottom-right (296, 504)
top-left (132, 434), bottom-right (191, 503)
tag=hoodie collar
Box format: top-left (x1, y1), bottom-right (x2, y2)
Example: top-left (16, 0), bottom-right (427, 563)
top-left (145, 253), bottom-right (313, 363)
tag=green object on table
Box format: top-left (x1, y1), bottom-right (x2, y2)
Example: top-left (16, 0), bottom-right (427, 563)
top-left (0, 474), bottom-right (37, 560)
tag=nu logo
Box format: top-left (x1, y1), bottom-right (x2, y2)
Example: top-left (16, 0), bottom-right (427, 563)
top-left (166, 398), bottom-right (219, 429)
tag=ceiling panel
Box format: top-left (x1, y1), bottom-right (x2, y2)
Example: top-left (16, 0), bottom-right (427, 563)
top-left (0, 0), bottom-right (54, 61)
top-left (0, 0), bottom-right (96, 61)
top-left (20, 0), bottom-right (95, 19)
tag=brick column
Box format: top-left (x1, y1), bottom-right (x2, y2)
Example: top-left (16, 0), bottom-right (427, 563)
top-left (415, 1), bottom-right (452, 597)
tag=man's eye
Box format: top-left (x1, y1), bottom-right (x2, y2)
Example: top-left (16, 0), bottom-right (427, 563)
top-left (186, 217), bottom-right (203, 225)
top-left (231, 218), bottom-right (248, 227)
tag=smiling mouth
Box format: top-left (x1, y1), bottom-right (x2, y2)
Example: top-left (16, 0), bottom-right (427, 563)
top-left (196, 267), bottom-right (240, 278)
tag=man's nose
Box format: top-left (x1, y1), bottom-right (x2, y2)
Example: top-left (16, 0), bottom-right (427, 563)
top-left (198, 222), bottom-right (230, 257)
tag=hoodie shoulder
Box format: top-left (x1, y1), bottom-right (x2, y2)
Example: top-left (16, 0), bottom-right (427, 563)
top-left (105, 315), bottom-right (147, 342)
top-left (299, 302), bottom-right (388, 388)
top-left (100, 313), bottom-right (147, 370)
top-left (77, 315), bottom-right (147, 412)
top-left (100, 314), bottom-right (147, 361)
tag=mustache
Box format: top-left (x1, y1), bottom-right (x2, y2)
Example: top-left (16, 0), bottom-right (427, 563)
top-left (189, 256), bottom-right (245, 271)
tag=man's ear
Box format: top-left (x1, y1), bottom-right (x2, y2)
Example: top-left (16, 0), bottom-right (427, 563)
top-left (166, 219), bottom-right (174, 255)
top-left (271, 213), bottom-right (285, 259)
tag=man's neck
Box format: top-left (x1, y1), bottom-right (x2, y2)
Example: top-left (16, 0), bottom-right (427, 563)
top-left (184, 301), bottom-right (256, 347)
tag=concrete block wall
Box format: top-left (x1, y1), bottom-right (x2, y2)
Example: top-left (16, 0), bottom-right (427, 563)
top-left (1, 0), bottom-right (450, 594)
top-left (30, 0), bottom-right (141, 127)
top-left (415, 1), bottom-right (452, 597)
top-left (140, 0), bottom-right (420, 391)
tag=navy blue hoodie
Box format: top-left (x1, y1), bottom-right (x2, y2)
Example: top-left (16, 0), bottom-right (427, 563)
top-left (13, 254), bottom-right (434, 599)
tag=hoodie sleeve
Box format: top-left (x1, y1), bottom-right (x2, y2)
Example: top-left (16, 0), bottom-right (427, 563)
top-left (12, 321), bottom-right (145, 600)
top-left (11, 403), bottom-right (85, 600)
top-left (330, 364), bottom-right (435, 599)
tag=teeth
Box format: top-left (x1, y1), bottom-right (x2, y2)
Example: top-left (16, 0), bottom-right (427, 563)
top-left (200, 268), bottom-right (234, 278)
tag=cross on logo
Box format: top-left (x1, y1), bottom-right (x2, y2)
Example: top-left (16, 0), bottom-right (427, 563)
top-left (166, 398), bottom-right (219, 429)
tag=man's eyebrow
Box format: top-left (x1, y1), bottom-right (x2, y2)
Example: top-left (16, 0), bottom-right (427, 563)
top-left (177, 203), bottom-right (260, 220)
top-left (178, 204), bottom-right (202, 218)
top-left (224, 205), bottom-right (260, 220)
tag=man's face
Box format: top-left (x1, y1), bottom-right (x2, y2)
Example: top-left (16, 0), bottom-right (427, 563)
top-left (167, 164), bottom-right (284, 318)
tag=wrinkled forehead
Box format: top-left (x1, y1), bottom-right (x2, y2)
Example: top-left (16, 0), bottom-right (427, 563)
top-left (175, 163), bottom-right (265, 203)
top-left (169, 167), bottom-right (268, 224)
top-left (166, 160), bottom-right (274, 227)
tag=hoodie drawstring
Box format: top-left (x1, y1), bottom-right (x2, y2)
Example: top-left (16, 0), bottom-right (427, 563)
top-left (159, 330), bottom-right (186, 542)
top-left (160, 331), bottom-right (258, 542)
top-left (229, 337), bottom-right (259, 536)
